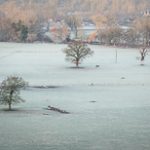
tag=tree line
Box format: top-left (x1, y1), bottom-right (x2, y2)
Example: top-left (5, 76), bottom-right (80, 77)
top-left (0, 0), bottom-right (150, 46)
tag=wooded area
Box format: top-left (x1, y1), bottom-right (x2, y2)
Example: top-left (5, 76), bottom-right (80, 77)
top-left (0, 0), bottom-right (150, 46)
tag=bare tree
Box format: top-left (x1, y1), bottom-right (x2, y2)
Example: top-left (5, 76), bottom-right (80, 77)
top-left (140, 47), bottom-right (148, 62)
top-left (123, 28), bottom-right (139, 47)
top-left (63, 41), bottom-right (94, 67)
top-left (0, 76), bottom-right (28, 110)
top-left (65, 14), bottom-right (82, 38)
top-left (134, 16), bottom-right (150, 46)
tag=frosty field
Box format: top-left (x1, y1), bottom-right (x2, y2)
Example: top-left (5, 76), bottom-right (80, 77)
top-left (0, 43), bottom-right (150, 150)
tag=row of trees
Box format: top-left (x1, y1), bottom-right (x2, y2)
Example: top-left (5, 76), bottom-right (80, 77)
top-left (0, 0), bottom-right (150, 44)
top-left (61, 0), bottom-right (150, 19)
top-left (0, 0), bottom-right (59, 42)
top-left (0, 16), bottom-right (149, 47)
top-left (91, 13), bottom-right (150, 47)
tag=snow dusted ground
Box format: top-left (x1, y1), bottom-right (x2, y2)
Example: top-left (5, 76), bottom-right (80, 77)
top-left (0, 43), bottom-right (150, 150)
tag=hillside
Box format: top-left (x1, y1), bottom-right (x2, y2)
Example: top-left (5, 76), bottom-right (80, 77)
top-left (0, 0), bottom-right (150, 43)
top-left (0, 0), bottom-right (150, 15)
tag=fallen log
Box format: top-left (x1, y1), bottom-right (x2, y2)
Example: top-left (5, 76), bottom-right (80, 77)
top-left (46, 105), bottom-right (70, 114)
top-left (29, 85), bottom-right (60, 89)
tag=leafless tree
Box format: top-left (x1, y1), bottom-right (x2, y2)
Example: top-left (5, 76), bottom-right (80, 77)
top-left (65, 14), bottom-right (82, 38)
top-left (140, 47), bottom-right (148, 62)
top-left (63, 41), bottom-right (94, 67)
top-left (0, 76), bottom-right (28, 110)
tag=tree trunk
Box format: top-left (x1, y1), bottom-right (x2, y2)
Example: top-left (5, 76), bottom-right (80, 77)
top-left (8, 103), bottom-right (11, 111)
top-left (8, 90), bottom-right (13, 111)
top-left (75, 29), bottom-right (78, 39)
top-left (76, 60), bottom-right (79, 67)
top-left (74, 25), bottom-right (78, 39)
top-left (141, 56), bottom-right (144, 61)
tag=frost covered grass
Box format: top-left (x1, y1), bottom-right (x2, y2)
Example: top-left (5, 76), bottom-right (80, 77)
top-left (0, 43), bottom-right (150, 150)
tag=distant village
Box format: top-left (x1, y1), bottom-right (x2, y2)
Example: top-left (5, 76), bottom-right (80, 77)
top-left (27, 9), bottom-right (150, 47)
